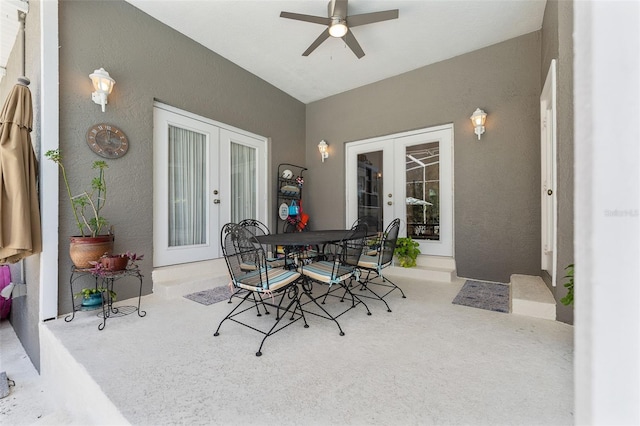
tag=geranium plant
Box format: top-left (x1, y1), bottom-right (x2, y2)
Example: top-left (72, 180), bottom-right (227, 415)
top-left (45, 149), bottom-right (109, 237)
top-left (89, 252), bottom-right (144, 276)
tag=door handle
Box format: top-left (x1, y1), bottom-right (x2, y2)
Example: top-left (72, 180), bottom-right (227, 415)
top-left (213, 199), bottom-right (220, 204)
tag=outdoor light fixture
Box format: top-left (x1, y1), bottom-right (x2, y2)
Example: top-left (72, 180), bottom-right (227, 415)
top-left (328, 18), bottom-right (348, 37)
top-left (318, 140), bottom-right (329, 162)
top-left (89, 68), bottom-right (115, 112)
top-left (470, 108), bottom-right (487, 140)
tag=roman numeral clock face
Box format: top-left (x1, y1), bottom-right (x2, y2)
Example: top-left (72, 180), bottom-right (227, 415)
top-left (86, 123), bottom-right (129, 159)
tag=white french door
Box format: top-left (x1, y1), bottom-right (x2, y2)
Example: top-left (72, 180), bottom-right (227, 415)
top-left (541, 59), bottom-right (558, 286)
top-left (346, 124), bottom-right (454, 257)
top-left (153, 104), bottom-right (267, 267)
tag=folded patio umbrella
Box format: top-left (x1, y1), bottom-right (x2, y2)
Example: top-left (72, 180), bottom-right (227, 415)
top-left (0, 77), bottom-right (42, 264)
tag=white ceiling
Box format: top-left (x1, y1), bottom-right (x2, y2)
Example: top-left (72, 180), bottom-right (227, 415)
top-left (0, 0), bottom-right (29, 83)
top-left (1, 1), bottom-right (547, 101)
top-left (126, 0), bottom-right (546, 104)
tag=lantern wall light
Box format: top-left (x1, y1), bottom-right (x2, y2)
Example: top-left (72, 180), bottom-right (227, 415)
top-left (470, 108), bottom-right (487, 140)
top-left (89, 68), bottom-right (115, 112)
top-left (318, 140), bottom-right (329, 162)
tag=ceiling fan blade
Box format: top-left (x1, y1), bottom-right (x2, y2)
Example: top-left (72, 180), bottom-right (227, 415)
top-left (280, 11), bottom-right (331, 26)
top-left (347, 10), bottom-right (399, 27)
top-left (302, 28), bottom-right (331, 56)
top-left (343, 30), bottom-right (365, 59)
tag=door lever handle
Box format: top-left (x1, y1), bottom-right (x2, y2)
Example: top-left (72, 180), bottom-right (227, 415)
top-left (213, 199), bottom-right (221, 204)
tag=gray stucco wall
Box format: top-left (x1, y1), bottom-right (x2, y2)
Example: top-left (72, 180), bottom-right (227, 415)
top-left (542, 0), bottom-right (574, 324)
top-left (57, 0), bottom-right (305, 314)
top-left (305, 32), bottom-right (542, 283)
top-left (0, 0), bottom-right (43, 370)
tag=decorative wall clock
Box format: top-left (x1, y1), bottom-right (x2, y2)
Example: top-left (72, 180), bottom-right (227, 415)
top-left (86, 123), bottom-right (129, 159)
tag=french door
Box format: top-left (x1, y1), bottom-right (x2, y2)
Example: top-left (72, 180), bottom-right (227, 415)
top-left (346, 124), bottom-right (454, 257)
top-left (153, 104), bottom-right (267, 267)
top-left (541, 59), bottom-right (558, 286)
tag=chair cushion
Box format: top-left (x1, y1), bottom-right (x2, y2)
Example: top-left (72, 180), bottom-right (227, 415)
top-left (357, 254), bottom-right (378, 269)
top-left (301, 261), bottom-right (354, 284)
top-left (236, 268), bottom-right (300, 292)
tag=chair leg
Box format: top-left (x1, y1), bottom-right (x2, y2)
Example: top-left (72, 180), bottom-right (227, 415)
top-left (214, 291), bottom-right (252, 336)
top-left (301, 277), bottom-right (345, 336)
top-left (255, 287), bottom-right (306, 357)
top-left (358, 278), bottom-right (392, 312)
top-left (341, 279), bottom-right (372, 316)
top-left (381, 274), bottom-right (407, 298)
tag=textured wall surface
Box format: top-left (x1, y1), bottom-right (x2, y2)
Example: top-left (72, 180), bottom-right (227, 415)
top-left (0, 0), bottom-right (43, 370)
top-left (57, 0), bottom-right (305, 314)
top-left (305, 32), bottom-right (542, 283)
top-left (542, 0), bottom-right (574, 324)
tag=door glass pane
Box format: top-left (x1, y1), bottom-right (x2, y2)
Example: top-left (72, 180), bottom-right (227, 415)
top-left (168, 125), bottom-right (207, 247)
top-left (405, 142), bottom-right (439, 241)
top-left (357, 152), bottom-right (383, 233)
top-left (230, 142), bottom-right (256, 223)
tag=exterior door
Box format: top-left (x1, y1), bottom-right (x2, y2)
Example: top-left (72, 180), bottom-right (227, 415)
top-left (346, 124), bottom-right (454, 257)
top-left (153, 106), bottom-right (220, 266)
top-left (541, 59), bottom-right (558, 286)
top-left (153, 104), bottom-right (268, 267)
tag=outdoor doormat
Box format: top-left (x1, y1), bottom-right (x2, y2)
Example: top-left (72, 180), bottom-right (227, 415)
top-left (184, 286), bottom-right (246, 306)
top-left (452, 280), bottom-right (510, 313)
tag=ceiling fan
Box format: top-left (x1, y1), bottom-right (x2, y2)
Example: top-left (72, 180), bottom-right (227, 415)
top-left (280, 0), bottom-right (399, 59)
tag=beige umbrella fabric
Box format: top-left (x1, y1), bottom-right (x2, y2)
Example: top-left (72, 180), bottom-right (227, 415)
top-left (0, 78), bottom-right (42, 264)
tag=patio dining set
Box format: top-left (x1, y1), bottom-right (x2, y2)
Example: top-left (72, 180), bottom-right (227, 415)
top-left (213, 218), bottom-right (405, 356)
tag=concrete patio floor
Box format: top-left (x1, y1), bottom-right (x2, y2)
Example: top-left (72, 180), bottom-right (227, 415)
top-left (2, 275), bottom-right (573, 425)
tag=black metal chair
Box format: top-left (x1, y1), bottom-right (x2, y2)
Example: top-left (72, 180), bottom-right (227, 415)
top-left (214, 223), bottom-right (308, 356)
top-left (299, 223), bottom-right (371, 336)
top-left (282, 219), bottom-right (320, 265)
top-left (238, 219), bottom-right (286, 268)
top-left (355, 218), bottom-right (406, 312)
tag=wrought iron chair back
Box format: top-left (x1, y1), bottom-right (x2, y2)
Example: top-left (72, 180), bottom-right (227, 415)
top-left (377, 218), bottom-right (400, 267)
top-left (355, 218), bottom-right (406, 312)
top-left (216, 223), bottom-right (308, 356)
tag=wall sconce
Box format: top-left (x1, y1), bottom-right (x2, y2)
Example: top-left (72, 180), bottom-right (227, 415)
top-left (470, 108), bottom-right (487, 140)
top-left (89, 68), bottom-right (115, 112)
top-left (318, 140), bottom-right (329, 162)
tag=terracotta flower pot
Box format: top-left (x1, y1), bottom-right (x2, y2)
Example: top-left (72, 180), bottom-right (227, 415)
top-left (100, 255), bottom-right (129, 271)
top-left (69, 235), bottom-right (114, 269)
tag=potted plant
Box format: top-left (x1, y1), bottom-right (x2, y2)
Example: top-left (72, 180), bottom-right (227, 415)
top-left (74, 287), bottom-right (116, 307)
top-left (560, 264), bottom-right (574, 306)
top-left (45, 149), bottom-right (114, 268)
top-left (92, 252), bottom-right (144, 273)
top-left (394, 237), bottom-right (421, 267)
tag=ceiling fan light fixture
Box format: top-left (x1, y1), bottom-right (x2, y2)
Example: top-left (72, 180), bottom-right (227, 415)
top-left (329, 18), bottom-right (348, 37)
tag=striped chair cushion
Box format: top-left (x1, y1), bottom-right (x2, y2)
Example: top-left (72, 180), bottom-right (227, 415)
top-left (236, 268), bottom-right (301, 292)
top-left (357, 254), bottom-right (378, 269)
top-left (301, 261), bottom-right (355, 284)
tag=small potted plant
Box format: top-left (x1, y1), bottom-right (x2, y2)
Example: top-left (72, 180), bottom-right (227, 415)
top-left (91, 252), bottom-right (144, 274)
top-left (394, 237), bottom-right (421, 267)
top-left (45, 149), bottom-right (114, 268)
top-left (74, 287), bottom-right (116, 307)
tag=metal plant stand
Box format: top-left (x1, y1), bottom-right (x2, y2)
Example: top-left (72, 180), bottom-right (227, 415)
top-left (66, 266), bottom-right (146, 330)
